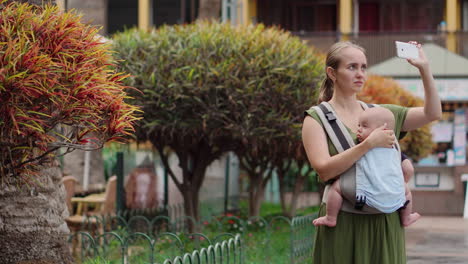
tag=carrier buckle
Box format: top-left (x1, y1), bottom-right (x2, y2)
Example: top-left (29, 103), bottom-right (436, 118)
top-left (325, 112), bottom-right (336, 121)
top-left (355, 195), bottom-right (366, 210)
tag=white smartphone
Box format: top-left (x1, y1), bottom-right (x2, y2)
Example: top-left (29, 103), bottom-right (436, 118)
top-left (395, 41), bottom-right (419, 59)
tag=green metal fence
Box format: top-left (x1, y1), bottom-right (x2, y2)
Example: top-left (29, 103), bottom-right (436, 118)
top-left (115, 195), bottom-right (241, 226)
top-left (69, 213), bottom-right (317, 263)
top-left (291, 214), bottom-right (316, 264)
top-left (70, 231), bottom-right (242, 264)
top-left (162, 234), bottom-right (243, 264)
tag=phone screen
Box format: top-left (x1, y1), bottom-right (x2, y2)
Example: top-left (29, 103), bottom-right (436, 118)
top-left (395, 41), bottom-right (419, 59)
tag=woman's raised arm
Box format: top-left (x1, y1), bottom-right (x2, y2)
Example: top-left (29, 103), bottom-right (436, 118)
top-left (402, 43), bottom-right (442, 131)
top-left (302, 116), bottom-right (394, 182)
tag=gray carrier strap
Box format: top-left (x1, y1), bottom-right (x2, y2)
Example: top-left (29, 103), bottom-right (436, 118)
top-left (311, 101), bottom-right (374, 154)
top-left (313, 102), bottom-right (355, 153)
top-left (313, 101), bottom-right (383, 214)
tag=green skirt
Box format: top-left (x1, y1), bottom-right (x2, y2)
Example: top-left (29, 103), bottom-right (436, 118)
top-left (313, 203), bottom-right (406, 264)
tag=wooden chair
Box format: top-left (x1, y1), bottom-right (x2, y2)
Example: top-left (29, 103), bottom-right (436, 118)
top-left (67, 175), bottom-right (117, 223)
top-left (66, 176), bottom-right (117, 256)
top-left (61, 175), bottom-right (79, 215)
top-left (99, 175), bottom-right (117, 215)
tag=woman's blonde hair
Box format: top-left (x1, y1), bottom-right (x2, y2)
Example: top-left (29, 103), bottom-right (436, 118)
top-left (317, 41), bottom-right (366, 103)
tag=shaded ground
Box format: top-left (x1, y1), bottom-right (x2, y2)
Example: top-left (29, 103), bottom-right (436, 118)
top-left (406, 216), bottom-right (468, 264)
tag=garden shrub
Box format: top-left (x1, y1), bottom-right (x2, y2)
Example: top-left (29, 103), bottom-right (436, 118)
top-left (0, 1), bottom-right (139, 181)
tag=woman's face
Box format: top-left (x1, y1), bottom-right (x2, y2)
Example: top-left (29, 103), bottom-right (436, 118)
top-left (332, 47), bottom-right (367, 93)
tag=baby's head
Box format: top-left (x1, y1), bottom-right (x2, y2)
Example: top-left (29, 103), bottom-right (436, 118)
top-left (357, 107), bottom-right (395, 142)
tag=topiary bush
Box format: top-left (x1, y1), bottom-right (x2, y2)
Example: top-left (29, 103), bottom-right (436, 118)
top-left (112, 21), bottom-right (324, 222)
top-left (358, 75), bottom-right (434, 161)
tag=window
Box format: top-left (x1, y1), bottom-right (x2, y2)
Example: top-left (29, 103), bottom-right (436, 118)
top-left (359, 0), bottom-right (444, 32)
top-left (380, 2), bottom-right (402, 32)
top-left (107, 0), bottom-right (138, 35)
top-left (153, 0), bottom-right (185, 27)
top-left (222, 0), bottom-right (241, 25)
top-left (359, 3), bottom-right (379, 32)
top-left (256, 0), bottom-right (336, 33)
top-left (292, 2), bottom-right (336, 32)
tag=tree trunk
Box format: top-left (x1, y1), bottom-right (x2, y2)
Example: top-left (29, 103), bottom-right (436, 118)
top-left (155, 141), bottom-right (222, 233)
top-left (276, 160), bottom-right (292, 217)
top-left (241, 155), bottom-right (273, 218)
top-left (277, 164), bottom-right (307, 218)
top-left (249, 186), bottom-right (265, 217)
top-left (198, 0), bottom-right (221, 20)
top-left (181, 185), bottom-right (200, 232)
top-left (0, 164), bottom-right (73, 264)
top-left (286, 176), bottom-right (306, 218)
top-left (248, 176), bottom-right (266, 217)
top-left (278, 173), bottom-right (288, 215)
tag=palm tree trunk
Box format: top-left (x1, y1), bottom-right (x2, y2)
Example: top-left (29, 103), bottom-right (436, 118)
top-left (0, 164), bottom-right (73, 264)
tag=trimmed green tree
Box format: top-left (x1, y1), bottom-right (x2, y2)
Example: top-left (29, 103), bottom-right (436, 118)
top-left (112, 22), bottom-right (323, 222)
top-left (0, 2), bottom-right (139, 263)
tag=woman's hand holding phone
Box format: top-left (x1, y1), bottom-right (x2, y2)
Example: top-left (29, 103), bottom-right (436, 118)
top-left (398, 41), bottom-right (429, 70)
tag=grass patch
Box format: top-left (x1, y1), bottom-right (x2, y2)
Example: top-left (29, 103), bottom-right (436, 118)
top-left (76, 201), bottom-right (319, 264)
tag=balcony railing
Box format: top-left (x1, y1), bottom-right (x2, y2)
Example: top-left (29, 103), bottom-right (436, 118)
top-left (293, 31), bottom-right (468, 66)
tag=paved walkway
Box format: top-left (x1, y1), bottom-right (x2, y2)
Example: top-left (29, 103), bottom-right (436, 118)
top-left (406, 216), bottom-right (468, 264)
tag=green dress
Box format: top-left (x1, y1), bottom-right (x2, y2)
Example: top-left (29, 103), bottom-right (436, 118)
top-left (305, 104), bottom-right (409, 264)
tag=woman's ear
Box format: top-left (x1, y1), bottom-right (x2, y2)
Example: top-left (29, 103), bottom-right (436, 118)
top-left (326, 66), bottom-right (336, 82)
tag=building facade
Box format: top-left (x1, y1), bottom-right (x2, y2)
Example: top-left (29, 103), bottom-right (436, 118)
top-left (57, 0), bottom-right (468, 66)
top-left (254, 0), bottom-right (468, 65)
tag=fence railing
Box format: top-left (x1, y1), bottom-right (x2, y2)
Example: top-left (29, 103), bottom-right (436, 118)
top-left (115, 195), bottom-right (241, 225)
top-left (162, 234), bottom-right (243, 264)
top-left (70, 231), bottom-right (242, 264)
top-left (291, 214), bottom-right (316, 264)
top-left (69, 213), bottom-right (318, 264)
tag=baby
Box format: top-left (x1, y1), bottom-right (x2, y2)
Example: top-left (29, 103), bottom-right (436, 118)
top-left (313, 107), bottom-right (421, 227)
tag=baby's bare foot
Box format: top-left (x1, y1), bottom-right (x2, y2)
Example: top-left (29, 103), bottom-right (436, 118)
top-left (313, 216), bottom-right (337, 227)
top-left (402, 213), bottom-right (421, 227)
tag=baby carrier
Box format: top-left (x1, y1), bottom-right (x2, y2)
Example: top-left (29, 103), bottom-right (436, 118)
top-left (312, 101), bottom-right (404, 214)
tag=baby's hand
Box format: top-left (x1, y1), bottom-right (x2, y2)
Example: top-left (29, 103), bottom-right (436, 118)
top-left (364, 123), bottom-right (395, 149)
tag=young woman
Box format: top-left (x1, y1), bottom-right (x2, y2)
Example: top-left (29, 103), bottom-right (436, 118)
top-left (302, 41), bottom-right (441, 263)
